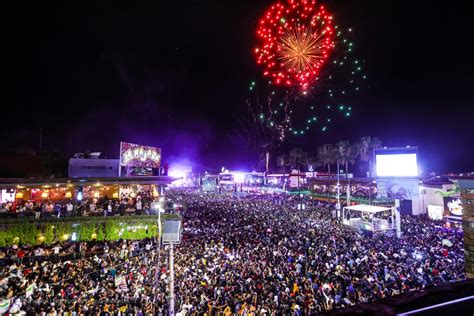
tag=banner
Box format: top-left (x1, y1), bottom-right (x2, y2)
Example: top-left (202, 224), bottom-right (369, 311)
top-left (376, 178), bottom-right (419, 200)
top-left (444, 197), bottom-right (463, 217)
top-left (120, 142), bottom-right (161, 168)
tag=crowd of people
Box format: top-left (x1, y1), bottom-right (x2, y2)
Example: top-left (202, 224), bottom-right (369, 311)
top-left (0, 195), bottom-right (158, 219)
top-left (312, 183), bottom-right (376, 199)
top-left (0, 191), bottom-right (465, 314)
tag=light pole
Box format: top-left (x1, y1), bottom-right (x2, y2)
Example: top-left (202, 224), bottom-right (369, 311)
top-left (162, 220), bottom-right (182, 316)
top-left (153, 199), bottom-right (162, 306)
top-left (346, 176), bottom-right (351, 206)
top-left (336, 163), bottom-right (341, 219)
top-left (169, 243), bottom-right (175, 315)
top-left (395, 199), bottom-right (401, 238)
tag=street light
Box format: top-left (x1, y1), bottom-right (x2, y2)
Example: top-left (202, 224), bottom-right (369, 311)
top-left (162, 220), bottom-right (182, 316)
top-left (336, 170), bottom-right (341, 219)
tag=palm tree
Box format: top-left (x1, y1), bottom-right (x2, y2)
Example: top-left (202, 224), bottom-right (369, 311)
top-left (358, 137), bottom-right (382, 178)
top-left (317, 144), bottom-right (335, 175)
top-left (306, 156), bottom-right (321, 173)
top-left (340, 142), bottom-right (360, 205)
top-left (334, 141), bottom-right (350, 177)
top-left (287, 148), bottom-right (309, 171)
top-left (346, 143), bottom-right (360, 174)
top-left (280, 148), bottom-right (310, 188)
top-left (276, 154), bottom-right (288, 172)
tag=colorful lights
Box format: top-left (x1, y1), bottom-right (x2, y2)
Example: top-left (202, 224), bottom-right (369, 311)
top-left (247, 1), bottom-right (367, 138)
top-left (255, 1), bottom-right (334, 88)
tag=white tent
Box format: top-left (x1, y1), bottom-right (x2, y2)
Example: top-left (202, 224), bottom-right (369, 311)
top-left (343, 204), bottom-right (392, 214)
top-left (342, 204), bottom-right (400, 237)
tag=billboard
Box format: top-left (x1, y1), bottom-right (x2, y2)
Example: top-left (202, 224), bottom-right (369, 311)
top-left (376, 178), bottom-right (419, 200)
top-left (120, 142), bottom-right (161, 168)
top-left (444, 197), bottom-right (463, 217)
top-left (375, 147), bottom-right (418, 177)
top-left (427, 205), bottom-right (444, 220)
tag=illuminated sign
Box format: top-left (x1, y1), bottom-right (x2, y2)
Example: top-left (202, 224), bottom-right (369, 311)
top-left (120, 142), bottom-right (161, 168)
top-left (427, 205), bottom-right (443, 220)
top-left (447, 198), bottom-right (463, 216)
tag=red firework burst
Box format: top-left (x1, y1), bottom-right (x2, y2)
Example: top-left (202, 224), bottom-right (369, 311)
top-left (255, 0), bottom-right (335, 88)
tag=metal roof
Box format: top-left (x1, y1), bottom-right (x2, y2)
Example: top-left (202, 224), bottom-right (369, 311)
top-left (343, 204), bottom-right (392, 213)
top-left (0, 176), bottom-right (179, 187)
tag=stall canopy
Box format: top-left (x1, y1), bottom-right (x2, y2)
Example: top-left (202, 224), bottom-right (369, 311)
top-left (344, 204), bottom-right (392, 214)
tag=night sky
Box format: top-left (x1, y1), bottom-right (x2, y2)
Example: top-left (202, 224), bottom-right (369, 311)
top-left (5, 0), bottom-right (474, 173)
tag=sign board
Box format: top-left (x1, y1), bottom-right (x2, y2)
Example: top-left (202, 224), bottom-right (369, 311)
top-left (162, 220), bottom-right (181, 244)
top-left (68, 158), bottom-right (119, 178)
top-left (444, 197), bottom-right (463, 217)
top-left (120, 142), bottom-right (161, 168)
top-left (376, 178), bottom-right (419, 200)
top-left (202, 177), bottom-right (217, 192)
top-left (427, 205), bottom-right (443, 220)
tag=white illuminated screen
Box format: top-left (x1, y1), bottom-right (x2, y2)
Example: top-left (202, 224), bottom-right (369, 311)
top-left (376, 154), bottom-right (418, 177)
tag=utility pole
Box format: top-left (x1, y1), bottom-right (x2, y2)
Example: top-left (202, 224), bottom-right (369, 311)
top-left (162, 220), bottom-right (181, 316)
top-left (153, 200), bottom-right (162, 306)
top-left (169, 243), bottom-right (175, 316)
top-left (395, 199), bottom-right (401, 238)
top-left (346, 177), bottom-right (351, 206)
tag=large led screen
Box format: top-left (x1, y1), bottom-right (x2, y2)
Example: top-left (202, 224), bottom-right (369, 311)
top-left (376, 153), bottom-right (418, 177)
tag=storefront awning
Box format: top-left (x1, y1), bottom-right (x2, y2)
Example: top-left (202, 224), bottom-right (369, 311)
top-left (0, 176), bottom-right (179, 188)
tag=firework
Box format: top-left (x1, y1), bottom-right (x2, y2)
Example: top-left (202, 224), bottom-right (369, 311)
top-left (255, 0), bottom-right (335, 88)
top-left (248, 1), bottom-right (369, 139)
top-left (247, 79), bottom-right (352, 138)
top-left (279, 26), bottom-right (327, 74)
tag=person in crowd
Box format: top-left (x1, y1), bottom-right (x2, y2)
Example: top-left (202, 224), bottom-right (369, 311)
top-left (136, 197), bottom-right (143, 215)
top-left (66, 202), bottom-right (74, 216)
top-left (54, 202), bottom-right (61, 218)
top-left (34, 203), bottom-right (42, 219)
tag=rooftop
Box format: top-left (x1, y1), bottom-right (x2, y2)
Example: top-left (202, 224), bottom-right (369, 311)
top-left (344, 204), bottom-right (392, 213)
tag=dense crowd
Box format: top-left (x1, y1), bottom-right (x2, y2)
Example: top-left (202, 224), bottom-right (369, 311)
top-left (312, 183), bottom-right (376, 199)
top-left (0, 195), bottom-right (157, 219)
top-left (0, 191), bottom-right (465, 314)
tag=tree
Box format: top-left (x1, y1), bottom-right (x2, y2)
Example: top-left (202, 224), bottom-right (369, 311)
top-left (238, 99), bottom-right (281, 173)
top-left (358, 137), bottom-right (382, 177)
top-left (333, 141), bottom-right (360, 206)
top-left (278, 148), bottom-right (310, 188)
top-left (317, 144), bottom-right (335, 174)
top-left (334, 141), bottom-right (350, 177)
top-left (287, 148), bottom-right (310, 172)
top-left (276, 154), bottom-right (288, 172)
top-left (306, 156), bottom-right (321, 172)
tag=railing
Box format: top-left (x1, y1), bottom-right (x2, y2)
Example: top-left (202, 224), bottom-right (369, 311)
top-left (343, 218), bottom-right (394, 232)
top-left (372, 218), bottom-right (395, 231)
top-left (311, 193), bottom-right (395, 206)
